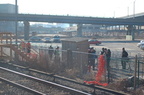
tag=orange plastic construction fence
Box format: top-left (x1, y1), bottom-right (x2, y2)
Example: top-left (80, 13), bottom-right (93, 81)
top-left (84, 54), bottom-right (108, 86)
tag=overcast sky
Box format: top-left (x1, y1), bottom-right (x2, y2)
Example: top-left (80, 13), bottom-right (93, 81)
top-left (0, 0), bottom-right (144, 17)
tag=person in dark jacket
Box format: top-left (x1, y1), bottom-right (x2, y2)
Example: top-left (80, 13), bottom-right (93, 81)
top-left (26, 41), bottom-right (31, 54)
top-left (121, 48), bottom-right (128, 69)
top-left (48, 45), bottom-right (54, 60)
top-left (91, 47), bottom-right (96, 70)
top-left (88, 47), bottom-right (96, 72)
top-left (88, 47), bottom-right (97, 72)
top-left (106, 49), bottom-right (111, 70)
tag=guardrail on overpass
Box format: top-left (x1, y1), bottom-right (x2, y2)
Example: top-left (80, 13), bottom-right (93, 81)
top-left (0, 13), bottom-right (144, 25)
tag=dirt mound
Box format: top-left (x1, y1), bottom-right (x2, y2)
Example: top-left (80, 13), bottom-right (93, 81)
top-left (106, 78), bottom-right (144, 95)
top-left (131, 86), bottom-right (144, 95)
top-left (106, 79), bottom-right (128, 92)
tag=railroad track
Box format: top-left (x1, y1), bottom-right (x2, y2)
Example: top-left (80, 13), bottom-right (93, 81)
top-left (0, 67), bottom-right (90, 95)
top-left (0, 62), bottom-right (126, 95)
top-left (0, 77), bottom-right (45, 95)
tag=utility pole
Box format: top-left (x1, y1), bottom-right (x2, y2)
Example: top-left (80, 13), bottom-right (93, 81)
top-left (127, 7), bottom-right (129, 17)
top-left (113, 11), bottom-right (115, 18)
top-left (15, 0), bottom-right (18, 44)
top-left (133, 0), bottom-right (136, 19)
top-left (132, 0), bottom-right (136, 41)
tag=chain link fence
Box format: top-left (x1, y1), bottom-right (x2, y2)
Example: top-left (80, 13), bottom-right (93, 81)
top-left (2, 44), bottom-right (143, 84)
top-left (36, 47), bottom-right (144, 83)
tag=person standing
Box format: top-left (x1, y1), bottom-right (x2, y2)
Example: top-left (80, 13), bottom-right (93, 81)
top-left (91, 47), bottom-right (96, 70)
top-left (106, 49), bottom-right (111, 69)
top-left (88, 47), bottom-right (96, 72)
top-left (48, 45), bottom-right (54, 60)
top-left (54, 46), bottom-right (60, 62)
top-left (121, 48), bottom-right (128, 69)
top-left (101, 48), bottom-right (105, 55)
top-left (26, 41), bottom-right (31, 55)
top-left (106, 49), bottom-right (111, 83)
top-left (21, 41), bottom-right (26, 52)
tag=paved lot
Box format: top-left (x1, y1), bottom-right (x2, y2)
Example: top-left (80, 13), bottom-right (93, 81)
top-left (30, 38), bottom-right (143, 57)
top-left (90, 39), bottom-right (144, 57)
top-left (90, 39), bottom-right (144, 79)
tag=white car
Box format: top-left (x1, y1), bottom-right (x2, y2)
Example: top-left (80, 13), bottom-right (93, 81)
top-left (137, 40), bottom-right (144, 50)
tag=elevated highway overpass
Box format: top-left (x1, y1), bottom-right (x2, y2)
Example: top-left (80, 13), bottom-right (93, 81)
top-left (0, 13), bottom-right (144, 40)
top-left (0, 13), bottom-right (144, 25)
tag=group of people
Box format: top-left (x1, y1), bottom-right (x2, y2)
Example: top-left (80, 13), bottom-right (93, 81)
top-left (88, 47), bottom-right (129, 72)
top-left (19, 41), bottom-right (31, 54)
top-left (88, 47), bottom-right (111, 72)
top-left (101, 48), bottom-right (111, 69)
top-left (20, 41), bottom-right (129, 70)
top-left (48, 45), bottom-right (60, 60)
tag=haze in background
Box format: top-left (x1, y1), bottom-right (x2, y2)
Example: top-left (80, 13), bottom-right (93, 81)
top-left (0, 0), bottom-right (144, 17)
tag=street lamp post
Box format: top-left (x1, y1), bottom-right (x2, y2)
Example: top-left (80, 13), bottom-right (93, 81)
top-left (127, 6), bottom-right (129, 17)
top-left (133, 0), bottom-right (136, 19)
top-left (132, 0), bottom-right (136, 41)
top-left (113, 11), bottom-right (115, 18)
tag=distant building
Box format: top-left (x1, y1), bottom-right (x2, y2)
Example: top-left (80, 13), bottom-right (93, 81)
top-left (0, 4), bottom-right (16, 13)
top-left (64, 24), bottom-right (101, 32)
top-left (64, 24), bottom-right (102, 36)
top-left (64, 26), bottom-right (77, 32)
top-left (0, 4), bottom-right (18, 33)
top-left (82, 24), bottom-right (101, 32)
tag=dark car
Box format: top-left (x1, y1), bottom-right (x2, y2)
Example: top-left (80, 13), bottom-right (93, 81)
top-left (42, 37), bottom-right (51, 43)
top-left (88, 39), bottom-right (101, 45)
top-left (52, 35), bottom-right (61, 43)
top-left (29, 36), bottom-right (41, 41)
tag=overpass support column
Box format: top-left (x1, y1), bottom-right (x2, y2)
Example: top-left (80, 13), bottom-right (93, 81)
top-left (137, 25), bottom-right (140, 36)
top-left (77, 24), bottom-right (82, 37)
top-left (24, 21), bottom-right (30, 40)
top-left (118, 25), bottom-right (120, 31)
top-left (132, 25), bottom-right (135, 41)
top-left (126, 25), bottom-right (135, 41)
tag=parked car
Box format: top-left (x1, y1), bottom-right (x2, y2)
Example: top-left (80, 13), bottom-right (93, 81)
top-left (42, 37), bottom-right (51, 43)
top-left (88, 39), bottom-right (101, 45)
top-left (29, 36), bottom-right (41, 41)
top-left (137, 40), bottom-right (144, 50)
top-left (52, 35), bottom-right (61, 43)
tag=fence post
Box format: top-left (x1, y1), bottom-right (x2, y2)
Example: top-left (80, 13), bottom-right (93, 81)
top-left (142, 56), bottom-right (144, 78)
top-left (138, 60), bottom-right (140, 88)
top-left (107, 62), bottom-right (110, 83)
top-left (67, 49), bottom-right (72, 68)
top-left (134, 55), bottom-right (137, 90)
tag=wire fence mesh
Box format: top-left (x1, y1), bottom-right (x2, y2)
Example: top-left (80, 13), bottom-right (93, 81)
top-left (36, 48), bottom-right (144, 83)
top-left (2, 45), bottom-right (144, 84)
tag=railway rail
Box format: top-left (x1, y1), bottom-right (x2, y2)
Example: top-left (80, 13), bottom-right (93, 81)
top-left (0, 66), bottom-right (91, 95)
top-left (0, 77), bottom-right (45, 95)
top-left (0, 62), bottom-right (126, 95)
